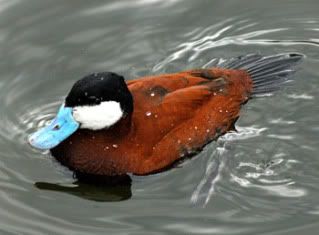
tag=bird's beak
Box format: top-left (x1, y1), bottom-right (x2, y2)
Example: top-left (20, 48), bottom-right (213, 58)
top-left (28, 104), bottom-right (79, 150)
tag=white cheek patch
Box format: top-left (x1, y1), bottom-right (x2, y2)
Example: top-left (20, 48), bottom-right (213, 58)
top-left (73, 101), bottom-right (123, 130)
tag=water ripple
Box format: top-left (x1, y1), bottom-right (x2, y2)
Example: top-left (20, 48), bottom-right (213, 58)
top-left (153, 17), bottom-right (293, 71)
top-left (81, 0), bottom-right (182, 15)
top-left (0, 1), bottom-right (318, 234)
top-left (191, 124), bottom-right (308, 216)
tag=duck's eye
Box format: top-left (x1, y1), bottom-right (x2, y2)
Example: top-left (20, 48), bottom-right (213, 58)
top-left (53, 124), bottom-right (61, 131)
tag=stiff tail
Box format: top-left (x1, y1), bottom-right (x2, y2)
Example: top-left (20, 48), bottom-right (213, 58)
top-left (218, 53), bottom-right (303, 96)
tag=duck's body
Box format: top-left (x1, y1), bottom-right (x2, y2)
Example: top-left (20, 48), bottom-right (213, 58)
top-left (51, 68), bottom-right (252, 175)
top-left (29, 53), bottom-right (302, 177)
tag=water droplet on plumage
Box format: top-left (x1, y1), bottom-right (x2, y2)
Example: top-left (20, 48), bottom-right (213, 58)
top-left (146, 111), bottom-right (152, 117)
top-left (112, 144), bottom-right (118, 148)
top-left (150, 92), bottom-right (155, 97)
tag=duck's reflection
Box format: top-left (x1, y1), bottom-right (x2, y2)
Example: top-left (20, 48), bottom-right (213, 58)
top-left (35, 174), bottom-right (132, 202)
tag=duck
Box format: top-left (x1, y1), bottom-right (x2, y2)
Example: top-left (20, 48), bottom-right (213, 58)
top-left (28, 53), bottom-right (302, 177)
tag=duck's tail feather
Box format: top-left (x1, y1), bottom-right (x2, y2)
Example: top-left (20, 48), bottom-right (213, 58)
top-left (219, 53), bottom-right (304, 96)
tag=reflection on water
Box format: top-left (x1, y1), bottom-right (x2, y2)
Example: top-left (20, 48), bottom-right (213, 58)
top-left (35, 181), bottom-right (132, 202)
top-left (35, 174), bottom-right (132, 202)
top-left (0, 0), bottom-right (319, 234)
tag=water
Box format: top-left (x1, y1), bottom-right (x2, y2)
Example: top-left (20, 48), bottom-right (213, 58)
top-left (1, 0), bottom-right (319, 234)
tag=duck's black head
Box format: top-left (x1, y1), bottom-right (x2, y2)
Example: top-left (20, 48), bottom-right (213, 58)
top-left (65, 72), bottom-right (133, 114)
top-left (29, 72), bottom-right (133, 150)
top-left (65, 72), bottom-right (133, 130)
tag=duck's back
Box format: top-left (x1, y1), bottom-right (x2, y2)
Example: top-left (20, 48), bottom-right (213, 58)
top-left (127, 68), bottom-right (252, 174)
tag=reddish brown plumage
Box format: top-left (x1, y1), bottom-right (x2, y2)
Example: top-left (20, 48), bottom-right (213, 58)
top-left (51, 68), bottom-right (253, 176)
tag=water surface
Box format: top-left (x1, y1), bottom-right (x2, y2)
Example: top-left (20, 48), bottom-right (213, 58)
top-left (0, 0), bottom-right (319, 234)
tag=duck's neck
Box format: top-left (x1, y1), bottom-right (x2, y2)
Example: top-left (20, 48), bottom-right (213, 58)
top-left (108, 114), bottom-right (133, 137)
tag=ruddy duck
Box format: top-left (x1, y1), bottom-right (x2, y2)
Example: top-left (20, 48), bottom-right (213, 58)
top-left (29, 53), bottom-right (302, 177)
